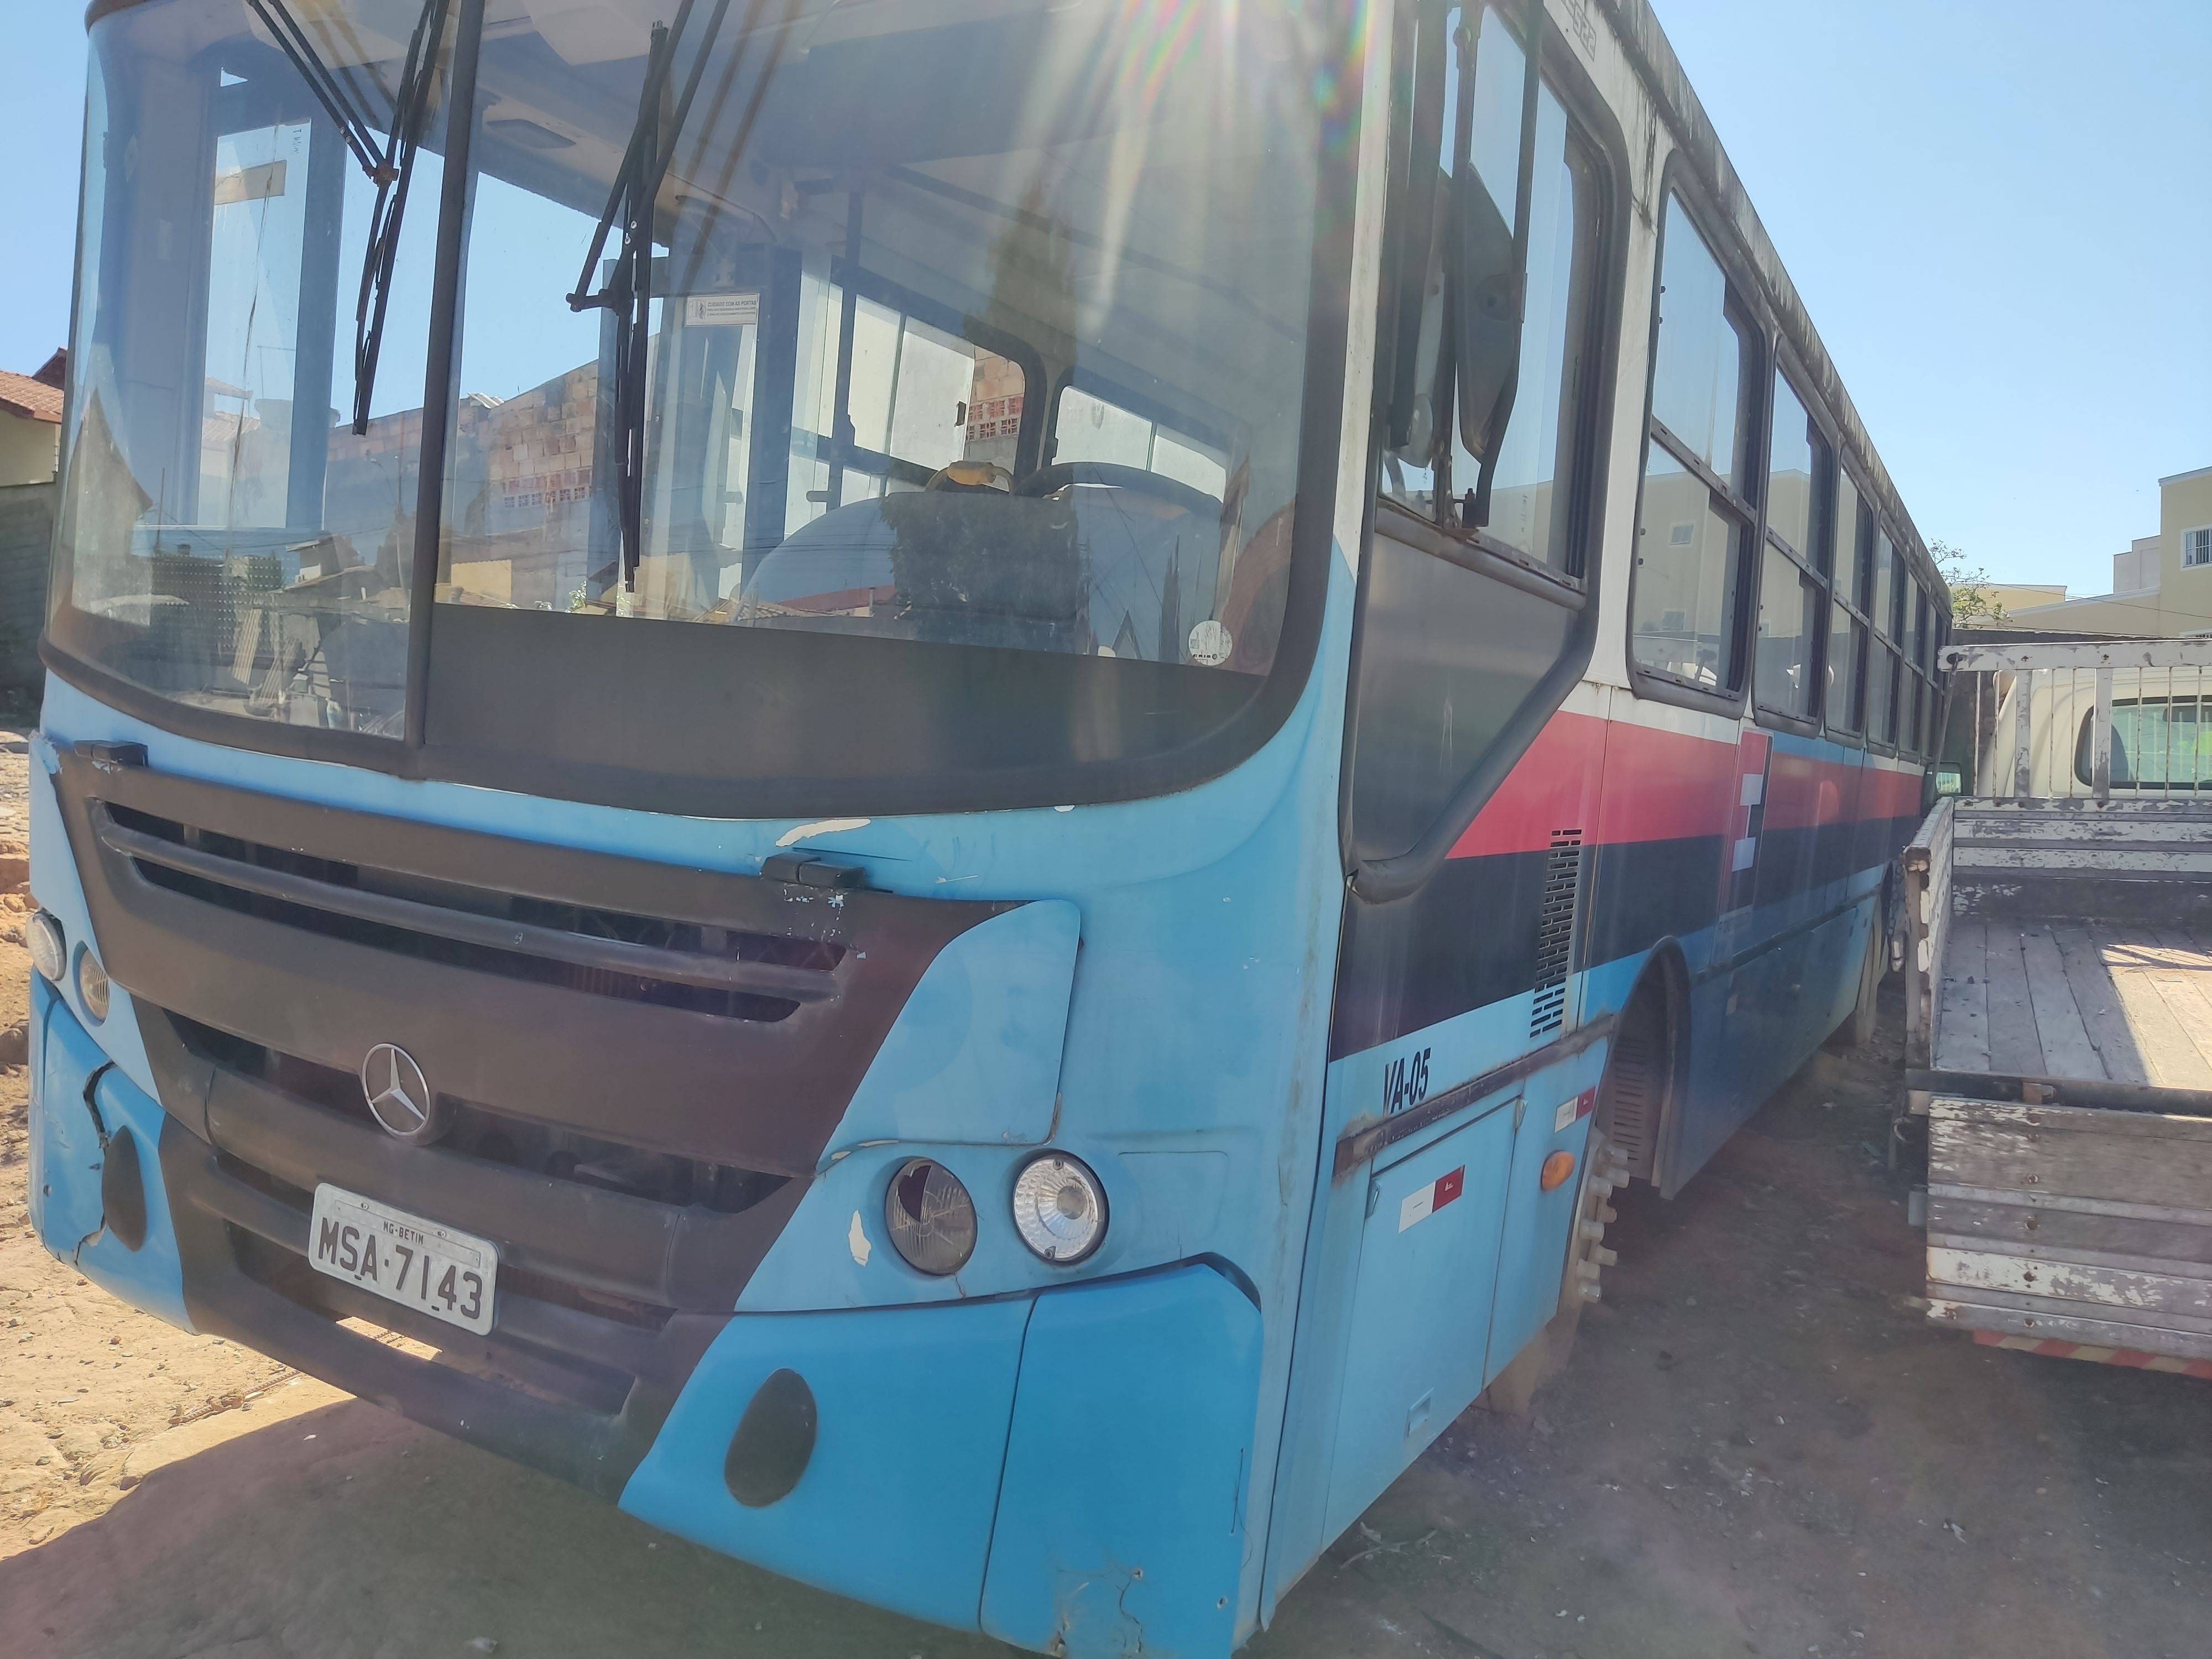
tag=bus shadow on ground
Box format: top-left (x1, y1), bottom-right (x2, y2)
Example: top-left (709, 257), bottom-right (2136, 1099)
top-left (1, 1395), bottom-right (998, 1659)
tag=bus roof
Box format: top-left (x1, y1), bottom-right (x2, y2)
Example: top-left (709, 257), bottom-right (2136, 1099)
top-left (1601, 0), bottom-right (1944, 608)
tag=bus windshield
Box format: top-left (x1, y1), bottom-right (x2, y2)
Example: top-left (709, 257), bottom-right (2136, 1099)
top-left (55, 0), bottom-right (1331, 789)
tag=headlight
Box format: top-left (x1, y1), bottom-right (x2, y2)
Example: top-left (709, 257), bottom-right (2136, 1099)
top-left (27, 911), bottom-right (64, 983)
top-left (76, 950), bottom-right (111, 1024)
top-left (1011, 1152), bottom-right (1107, 1265)
top-left (883, 1158), bottom-right (977, 1275)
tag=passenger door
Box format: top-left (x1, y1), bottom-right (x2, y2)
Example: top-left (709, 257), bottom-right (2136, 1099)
top-left (1264, 0), bottom-right (1623, 1614)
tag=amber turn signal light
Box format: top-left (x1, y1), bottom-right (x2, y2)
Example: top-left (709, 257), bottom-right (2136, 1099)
top-left (1539, 1150), bottom-right (1577, 1192)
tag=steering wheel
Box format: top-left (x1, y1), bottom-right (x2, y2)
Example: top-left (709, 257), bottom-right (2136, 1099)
top-left (1011, 461), bottom-right (1220, 519)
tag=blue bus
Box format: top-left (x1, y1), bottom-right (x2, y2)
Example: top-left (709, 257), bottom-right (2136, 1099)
top-left (30, 0), bottom-right (1943, 1652)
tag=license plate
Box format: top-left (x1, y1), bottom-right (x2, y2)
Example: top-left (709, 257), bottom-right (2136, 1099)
top-left (307, 1184), bottom-right (498, 1336)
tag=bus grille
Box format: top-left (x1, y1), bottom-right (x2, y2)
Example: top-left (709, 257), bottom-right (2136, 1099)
top-left (95, 801), bottom-right (841, 1024)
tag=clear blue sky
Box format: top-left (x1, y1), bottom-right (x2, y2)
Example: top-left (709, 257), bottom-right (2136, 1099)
top-left (1, 8), bottom-right (89, 383)
top-left (1648, 0), bottom-right (2211, 596)
top-left (4, 2), bottom-right (2205, 597)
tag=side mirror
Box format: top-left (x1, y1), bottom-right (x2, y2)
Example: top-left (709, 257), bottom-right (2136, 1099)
top-left (1449, 172), bottom-right (1522, 467)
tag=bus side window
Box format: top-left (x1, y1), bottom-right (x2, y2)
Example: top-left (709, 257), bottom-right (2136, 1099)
top-left (1630, 196), bottom-right (1757, 696)
top-left (1051, 385), bottom-right (1229, 500)
top-left (1825, 472), bottom-right (1870, 737)
top-left (1867, 531), bottom-right (1903, 747)
top-left (1752, 371), bottom-right (1827, 722)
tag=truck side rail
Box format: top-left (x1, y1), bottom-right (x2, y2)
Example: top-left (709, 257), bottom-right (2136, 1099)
top-left (1902, 796), bottom-right (1954, 1068)
top-left (1942, 638), bottom-right (2212, 806)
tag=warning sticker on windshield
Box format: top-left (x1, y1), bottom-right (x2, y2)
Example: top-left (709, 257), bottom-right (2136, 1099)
top-left (685, 292), bottom-right (760, 327)
top-left (1188, 620), bottom-right (1233, 666)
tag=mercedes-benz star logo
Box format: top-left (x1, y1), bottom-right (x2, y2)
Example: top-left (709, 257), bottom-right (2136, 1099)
top-left (361, 1043), bottom-right (444, 1146)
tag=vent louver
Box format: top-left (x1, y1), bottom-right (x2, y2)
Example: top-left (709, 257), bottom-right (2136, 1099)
top-left (1530, 829), bottom-right (1583, 1037)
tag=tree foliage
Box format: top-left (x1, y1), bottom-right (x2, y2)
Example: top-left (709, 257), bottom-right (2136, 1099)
top-left (1930, 539), bottom-right (2006, 626)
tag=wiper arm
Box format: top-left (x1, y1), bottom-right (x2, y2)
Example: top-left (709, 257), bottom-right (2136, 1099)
top-left (247, 0), bottom-right (392, 181)
top-left (246, 0), bottom-right (453, 435)
top-left (567, 0), bottom-right (792, 591)
top-left (352, 0), bottom-right (453, 435)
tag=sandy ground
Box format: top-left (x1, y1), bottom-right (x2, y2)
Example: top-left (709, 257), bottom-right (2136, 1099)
top-left (2, 787), bottom-right (2208, 1657)
top-left (0, 733), bottom-right (320, 1570)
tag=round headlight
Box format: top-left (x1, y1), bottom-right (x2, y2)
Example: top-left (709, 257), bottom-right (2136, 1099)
top-left (883, 1157), bottom-right (977, 1276)
top-left (1011, 1152), bottom-right (1107, 1265)
top-left (27, 911), bottom-right (65, 983)
top-left (76, 950), bottom-right (111, 1024)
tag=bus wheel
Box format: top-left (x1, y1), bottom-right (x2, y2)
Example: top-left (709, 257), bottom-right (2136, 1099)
top-left (1829, 913), bottom-right (1883, 1051)
top-left (1480, 1130), bottom-right (1626, 1415)
top-left (1563, 1131), bottom-right (1629, 1310)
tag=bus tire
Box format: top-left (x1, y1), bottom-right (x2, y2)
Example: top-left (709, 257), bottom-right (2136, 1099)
top-left (1829, 908), bottom-right (1884, 1051)
top-left (1484, 1117), bottom-right (1632, 1416)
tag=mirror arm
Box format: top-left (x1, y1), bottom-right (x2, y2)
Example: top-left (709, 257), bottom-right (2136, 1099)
top-left (1467, 0), bottom-right (1541, 529)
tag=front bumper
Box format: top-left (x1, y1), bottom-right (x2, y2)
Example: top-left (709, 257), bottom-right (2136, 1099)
top-left (31, 985), bottom-right (1262, 1656)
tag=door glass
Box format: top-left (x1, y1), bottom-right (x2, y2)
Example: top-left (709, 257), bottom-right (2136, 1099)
top-left (1446, 8), bottom-right (1589, 567)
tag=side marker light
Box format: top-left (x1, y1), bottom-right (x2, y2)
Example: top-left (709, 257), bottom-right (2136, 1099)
top-left (1540, 1150), bottom-right (1577, 1192)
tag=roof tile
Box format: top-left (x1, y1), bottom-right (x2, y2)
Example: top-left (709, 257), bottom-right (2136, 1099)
top-left (0, 369), bottom-right (64, 425)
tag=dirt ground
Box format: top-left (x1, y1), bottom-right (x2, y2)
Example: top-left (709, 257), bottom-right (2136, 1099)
top-left (3, 795), bottom-right (2210, 1657)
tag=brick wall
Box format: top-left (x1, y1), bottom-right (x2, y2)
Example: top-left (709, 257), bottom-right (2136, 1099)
top-left (0, 482), bottom-right (55, 688)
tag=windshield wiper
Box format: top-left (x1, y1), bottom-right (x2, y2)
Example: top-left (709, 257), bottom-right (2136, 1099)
top-left (247, 0), bottom-right (453, 435)
top-left (568, 0), bottom-right (794, 589)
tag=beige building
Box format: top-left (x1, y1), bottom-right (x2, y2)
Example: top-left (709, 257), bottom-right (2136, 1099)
top-left (2006, 466), bottom-right (2212, 635)
top-left (0, 352), bottom-right (64, 486)
top-left (1974, 581), bottom-right (2068, 618)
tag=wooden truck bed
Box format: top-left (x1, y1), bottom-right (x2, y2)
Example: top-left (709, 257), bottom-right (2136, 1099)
top-left (1902, 744), bottom-right (2212, 1366)
top-left (1933, 921), bottom-right (2212, 1089)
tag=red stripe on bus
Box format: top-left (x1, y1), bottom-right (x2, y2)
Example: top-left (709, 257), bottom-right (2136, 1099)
top-left (1448, 712), bottom-right (1927, 858)
top-left (1442, 712), bottom-right (1609, 859)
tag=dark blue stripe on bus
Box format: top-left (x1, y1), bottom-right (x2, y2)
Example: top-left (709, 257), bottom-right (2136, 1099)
top-left (1330, 812), bottom-right (1924, 1060)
